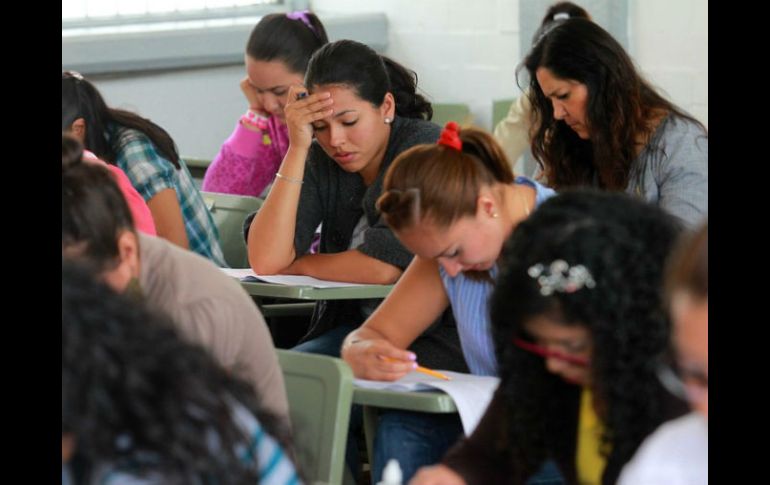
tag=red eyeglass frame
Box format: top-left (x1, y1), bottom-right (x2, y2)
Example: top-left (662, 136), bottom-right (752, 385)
top-left (512, 337), bottom-right (590, 366)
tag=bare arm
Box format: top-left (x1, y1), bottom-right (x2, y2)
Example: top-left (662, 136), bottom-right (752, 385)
top-left (247, 85), bottom-right (334, 274)
top-left (341, 256), bottom-right (451, 380)
top-left (147, 187), bottom-right (189, 249)
top-left (409, 465), bottom-right (467, 485)
top-left (283, 249), bottom-right (402, 285)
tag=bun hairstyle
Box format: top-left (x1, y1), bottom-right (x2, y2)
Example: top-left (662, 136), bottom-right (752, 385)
top-left (378, 122), bottom-right (514, 231)
top-left (62, 133), bottom-right (135, 271)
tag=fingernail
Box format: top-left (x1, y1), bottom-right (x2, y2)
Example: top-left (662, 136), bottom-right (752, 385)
top-left (411, 362), bottom-right (418, 369)
top-left (408, 353), bottom-right (417, 361)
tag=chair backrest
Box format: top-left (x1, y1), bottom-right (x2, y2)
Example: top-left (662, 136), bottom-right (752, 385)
top-left (492, 98), bottom-right (515, 129)
top-left (183, 157), bottom-right (211, 182)
top-left (432, 102), bottom-right (473, 127)
top-left (277, 350), bottom-right (354, 485)
top-left (201, 191), bottom-right (263, 268)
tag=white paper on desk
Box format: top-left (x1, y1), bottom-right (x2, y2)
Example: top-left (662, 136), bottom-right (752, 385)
top-left (219, 268), bottom-right (382, 288)
top-left (354, 371), bottom-right (500, 435)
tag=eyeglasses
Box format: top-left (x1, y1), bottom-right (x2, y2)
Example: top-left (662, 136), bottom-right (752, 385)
top-left (512, 337), bottom-right (590, 367)
top-left (657, 359), bottom-right (708, 405)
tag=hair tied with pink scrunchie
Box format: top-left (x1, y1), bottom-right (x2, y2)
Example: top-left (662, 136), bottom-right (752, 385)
top-left (438, 121), bottom-right (462, 151)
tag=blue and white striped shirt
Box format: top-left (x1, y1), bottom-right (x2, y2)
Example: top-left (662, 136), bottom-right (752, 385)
top-left (439, 176), bottom-right (556, 376)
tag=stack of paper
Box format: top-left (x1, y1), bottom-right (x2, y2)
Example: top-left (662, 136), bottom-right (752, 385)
top-left (220, 268), bottom-right (382, 288)
top-left (354, 371), bottom-right (500, 435)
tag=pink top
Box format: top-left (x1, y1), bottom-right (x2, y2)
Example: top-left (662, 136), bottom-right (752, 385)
top-left (83, 150), bottom-right (157, 236)
top-left (202, 115), bottom-right (290, 197)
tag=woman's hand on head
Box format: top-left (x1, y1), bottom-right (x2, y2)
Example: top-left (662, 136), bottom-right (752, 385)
top-left (342, 337), bottom-right (417, 381)
top-left (409, 465), bottom-right (467, 485)
top-left (284, 85), bottom-right (333, 150)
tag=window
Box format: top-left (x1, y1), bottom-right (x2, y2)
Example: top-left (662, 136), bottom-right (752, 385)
top-left (62, 0), bottom-right (308, 74)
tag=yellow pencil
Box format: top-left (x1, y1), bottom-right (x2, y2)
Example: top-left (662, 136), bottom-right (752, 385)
top-left (382, 356), bottom-right (451, 381)
top-left (415, 365), bottom-right (452, 381)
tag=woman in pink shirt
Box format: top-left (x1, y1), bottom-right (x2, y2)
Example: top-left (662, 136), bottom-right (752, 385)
top-left (69, 135), bottom-right (157, 236)
top-left (202, 11), bottom-right (328, 197)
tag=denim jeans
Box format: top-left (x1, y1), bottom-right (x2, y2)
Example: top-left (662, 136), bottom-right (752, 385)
top-left (291, 324), bottom-right (357, 357)
top-left (372, 410), bottom-right (464, 484)
top-left (371, 410), bottom-right (565, 485)
top-left (527, 460), bottom-right (564, 485)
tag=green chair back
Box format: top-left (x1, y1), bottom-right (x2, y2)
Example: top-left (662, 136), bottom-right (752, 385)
top-left (492, 98), bottom-right (515, 128)
top-left (184, 157), bottom-right (211, 182)
top-left (201, 191), bottom-right (263, 268)
top-left (432, 103), bottom-right (473, 127)
top-left (277, 350), bottom-right (354, 485)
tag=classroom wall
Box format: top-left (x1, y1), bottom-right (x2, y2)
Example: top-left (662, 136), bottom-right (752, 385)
top-left (86, 0), bottom-right (707, 161)
top-left (629, 0), bottom-right (708, 127)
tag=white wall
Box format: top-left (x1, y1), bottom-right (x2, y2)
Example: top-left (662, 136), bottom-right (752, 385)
top-left (94, 65), bottom-right (247, 161)
top-left (629, 0), bottom-right (708, 127)
top-left (314, 0), bottom-right (707, 130)
top-left (313, 0), bottom-right (522, 132)
top-left (88, 0), bottom-right (707, 161)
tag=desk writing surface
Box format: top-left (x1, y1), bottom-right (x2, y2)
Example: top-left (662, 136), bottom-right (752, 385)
top-left (352, 387), bottom-right (457, 413)
top-left (239, 280), bottom-right (393, 300)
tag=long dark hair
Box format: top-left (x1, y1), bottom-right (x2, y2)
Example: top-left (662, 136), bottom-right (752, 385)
top-left (62, 261), bottom-right (293, 483)
top-left (62, 71), bottom-right (181, 168)
top-left (490, 189), bottom-right (688, 484)
top-left (305, 39), bottom-right (433, 120)
top-left (522, 19), bottom-right (705, 190)
top-left (246, 11), bottom-right (328, 74)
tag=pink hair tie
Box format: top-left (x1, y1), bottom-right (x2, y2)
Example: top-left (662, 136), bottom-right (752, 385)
top-left (437, 121), bottom-right (462, 151)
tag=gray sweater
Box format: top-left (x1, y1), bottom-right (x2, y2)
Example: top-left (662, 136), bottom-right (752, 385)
top-left (247, 115), bottom-right (468, 372)
top-left (627, 114), bottom-right (708, 228)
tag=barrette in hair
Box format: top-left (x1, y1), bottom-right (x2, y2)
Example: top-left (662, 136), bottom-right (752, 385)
top-left (438, 121), bottom-right (462, 151)
top-left (286, 10), bottom-right (318, 37)
top-left (553, 12), bottom-right (570, 20)
top-left (63, 70), bottom-right (84, 81)
top-left (528, 259), bottom-right (596, 296)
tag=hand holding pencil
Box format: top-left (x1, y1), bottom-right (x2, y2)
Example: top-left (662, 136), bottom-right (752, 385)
top-left (342, 334), bottom-right (450, 381)
top-left (381, 356), bottom-right (451, 381)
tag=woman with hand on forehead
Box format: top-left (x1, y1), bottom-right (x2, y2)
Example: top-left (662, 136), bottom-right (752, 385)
top-left (246, 39), bottom-right (466, 370)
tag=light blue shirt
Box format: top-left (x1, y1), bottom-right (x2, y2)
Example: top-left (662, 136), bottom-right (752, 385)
top-left (439, 176), bottom-right (556, 376)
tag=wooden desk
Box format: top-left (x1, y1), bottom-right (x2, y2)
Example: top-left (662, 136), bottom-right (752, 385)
top-left (352, 387), bottom-right (458, 466)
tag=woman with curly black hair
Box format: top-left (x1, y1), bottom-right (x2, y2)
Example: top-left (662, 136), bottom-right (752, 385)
top-left (523, 19), bottom-right (707, 228)
top-left (62, 260), bottom-right (301, 484)
top-left (410, 189), bottom-right (690, 485)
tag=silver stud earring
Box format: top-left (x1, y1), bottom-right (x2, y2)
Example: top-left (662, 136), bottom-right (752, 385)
top-left (384, 117), bottom-right (392, 124)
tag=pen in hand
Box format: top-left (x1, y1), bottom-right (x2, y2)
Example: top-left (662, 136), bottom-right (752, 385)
top-left (381, 356), bottom-right (451, 381)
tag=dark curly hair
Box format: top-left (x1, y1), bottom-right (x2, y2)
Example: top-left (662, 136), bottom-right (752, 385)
top-left (62, 260), bottom-right (295, 483)
top-left (521, 18), bottom-right (706, 191)
top-left (489, 189), bottom-right (688, 484)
